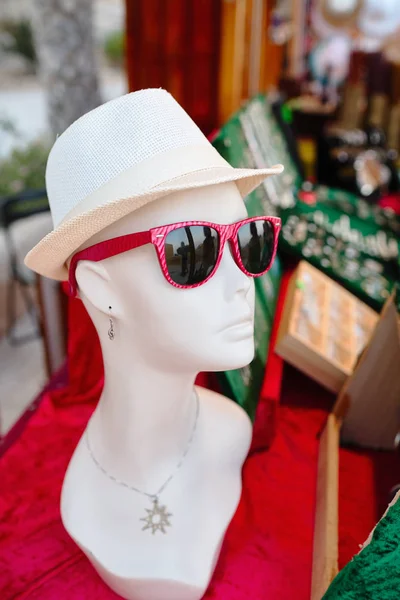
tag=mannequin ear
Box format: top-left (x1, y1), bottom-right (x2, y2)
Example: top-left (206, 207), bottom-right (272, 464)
top-left (75, 260), bottom-right (121, 317)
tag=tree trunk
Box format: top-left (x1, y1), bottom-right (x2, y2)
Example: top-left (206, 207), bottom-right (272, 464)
top-left (32, 0), bottom-right (102, 137)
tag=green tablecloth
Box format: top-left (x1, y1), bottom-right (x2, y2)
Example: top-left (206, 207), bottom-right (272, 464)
top-left (323, 494), bottom-right (400, 600)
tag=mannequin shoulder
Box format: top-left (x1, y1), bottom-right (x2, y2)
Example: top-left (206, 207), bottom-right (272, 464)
top-left (195, 385), bottom-right (252, 430)
top-left (195, 386), bottom-right (252, 460)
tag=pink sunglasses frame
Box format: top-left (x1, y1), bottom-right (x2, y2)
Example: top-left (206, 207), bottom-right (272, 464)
top-left (68, 215), bottom-right (281, 297)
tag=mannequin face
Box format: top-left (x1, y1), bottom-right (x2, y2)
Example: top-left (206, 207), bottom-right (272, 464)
top-left (76, 183), bottom-right (256, 373)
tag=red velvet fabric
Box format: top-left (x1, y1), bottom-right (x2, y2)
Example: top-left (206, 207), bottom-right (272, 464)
top-left (0, 367), bottom-right (325, 600)
top-left (1, 272), bottom-right (399, 599)
top-left (249, 267), bottom-right (290, 453)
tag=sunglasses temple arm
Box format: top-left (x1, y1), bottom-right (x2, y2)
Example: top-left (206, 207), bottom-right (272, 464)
top-left (68, 230), bottom-right (152, 297)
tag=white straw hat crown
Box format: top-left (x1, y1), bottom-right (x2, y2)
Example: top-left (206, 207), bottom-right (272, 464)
top-left (47, 89), bottom-right (213, 227)
top-left (25, 88), bottom-right (284, 281)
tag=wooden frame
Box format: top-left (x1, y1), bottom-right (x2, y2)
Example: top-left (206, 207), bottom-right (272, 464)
top-left (276, 262), bottom-right (378, 395)
top-left (36, 276), bottom-right (68, 378)
top-left (311, 414), bottom-right (340, 600)
top-left (218, 0), bottom-right (247, 124)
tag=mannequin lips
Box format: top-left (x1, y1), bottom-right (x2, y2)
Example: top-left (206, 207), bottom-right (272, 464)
top-left (223, 317), bottom-right (254, 333)
top-left (223, 319), bottom-right (254, 341)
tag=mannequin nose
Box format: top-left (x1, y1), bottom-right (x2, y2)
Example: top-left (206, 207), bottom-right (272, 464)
top-left (219, 241), bottom-right (252, 300)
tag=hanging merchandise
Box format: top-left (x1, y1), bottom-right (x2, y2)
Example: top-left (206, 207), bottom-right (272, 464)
top-left (317, 125), bottom-right (399, 200)
top-left (317, 0), bottom-right (362, 30)
top-left (240, 98), bottom-right (299, 210)
top-left (357, 0), bottom-right (400, 40)
top-left (212, 97), bottom-right (298, 217)
top-left (317, 49), bottom-right (400, 200)
top-left (212, 113), bottom-right (269, 216)
top-left (309, 35), bottom-right (352, 95)
top-left (269, 0), bottom-right (294, 45)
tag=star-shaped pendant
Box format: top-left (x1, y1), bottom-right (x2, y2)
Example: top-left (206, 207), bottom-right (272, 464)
top-left (140, 497), bottom-right (172, 535)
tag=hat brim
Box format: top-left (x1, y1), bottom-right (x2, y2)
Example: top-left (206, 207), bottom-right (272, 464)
top-left (25, 164), bottom-right (284, 281)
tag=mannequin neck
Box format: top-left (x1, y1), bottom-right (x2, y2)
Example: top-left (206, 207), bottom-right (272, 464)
top-left (88, 333), bottom-right (198, 491)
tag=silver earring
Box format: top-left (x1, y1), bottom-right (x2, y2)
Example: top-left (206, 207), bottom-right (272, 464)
top-left (108, 306), bottom-right (115, 341)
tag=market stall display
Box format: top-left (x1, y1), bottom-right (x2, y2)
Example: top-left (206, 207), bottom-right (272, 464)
top-left (1, 80), bottom-right (399, 600)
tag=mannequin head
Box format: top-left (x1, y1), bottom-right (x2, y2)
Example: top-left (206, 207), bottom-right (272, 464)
top-left (75, 182), bottom-right (256, 374)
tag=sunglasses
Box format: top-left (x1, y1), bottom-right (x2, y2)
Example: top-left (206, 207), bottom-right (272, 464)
top-left (68, 216), bottom-right (281, 297)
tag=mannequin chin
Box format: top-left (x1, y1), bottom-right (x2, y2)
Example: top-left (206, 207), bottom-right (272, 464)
top-left (62, 181), bottom-right (256, 600)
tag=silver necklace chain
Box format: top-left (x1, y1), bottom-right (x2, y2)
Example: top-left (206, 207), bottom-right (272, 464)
top-left (85, 390), bottom-right (200, 502)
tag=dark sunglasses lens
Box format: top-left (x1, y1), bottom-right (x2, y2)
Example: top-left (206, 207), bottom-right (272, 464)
top-left (237, 220), bottom-right (275, 274)
top-left (165, 226), bottom-right (220, 285)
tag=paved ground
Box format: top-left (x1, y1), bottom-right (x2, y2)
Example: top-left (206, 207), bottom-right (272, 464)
top-left (0, 312), bottom-right (46, 435)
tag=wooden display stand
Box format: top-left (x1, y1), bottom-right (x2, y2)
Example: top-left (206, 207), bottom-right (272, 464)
top-left (36, 277), bottom-right (67, 378)
top-left (276, 262), bottom-right (378, 394)
top-left (311, 294), bottom-right (400, 599)
top-left (311, 413), bottom-right (341, 600)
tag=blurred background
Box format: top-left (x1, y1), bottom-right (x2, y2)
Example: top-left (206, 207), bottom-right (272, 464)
top-left (0, 0), bottom-right (399, 436)
top-left (1, 3), bottom-right (400, 599)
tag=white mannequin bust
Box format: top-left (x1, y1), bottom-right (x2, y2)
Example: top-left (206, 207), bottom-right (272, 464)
top-left (61, 181), bottom-right (254, 600)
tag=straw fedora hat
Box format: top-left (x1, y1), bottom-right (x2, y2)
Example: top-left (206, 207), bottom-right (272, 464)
top-left (25, 88), bottom-right (283, 281)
